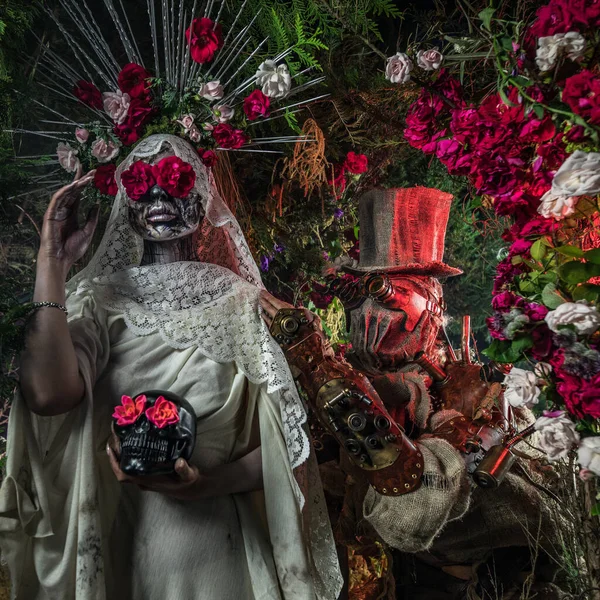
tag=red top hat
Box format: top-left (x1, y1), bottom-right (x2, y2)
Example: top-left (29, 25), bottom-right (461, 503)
top-left (344, 186), bottom-right (463, 278)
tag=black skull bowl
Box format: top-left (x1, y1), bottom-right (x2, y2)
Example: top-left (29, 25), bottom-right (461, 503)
top-left (112, 390), bottom-right (197, 476)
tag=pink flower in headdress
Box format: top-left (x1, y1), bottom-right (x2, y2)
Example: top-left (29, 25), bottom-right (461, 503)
top-left (113, 394), bottom-right (146, 426)
top-left (154, 156), bottom-right (197, 198)
top-left (57, 142), bottom-right (80, 173)
top-left (91, 138), bottom-right (120, 163)
top-left (73, 80), bottom-right (103, 109)
top-left (75, 128), bottom-right (90, 143)
top-left (186, 18), bottom-right (223, 64)
top-left (145, 396), bottom-right (180, 429)
top-left (121, 160), bottom-right (156, 200)
top-left (103, 90), bottom-right (131, 125)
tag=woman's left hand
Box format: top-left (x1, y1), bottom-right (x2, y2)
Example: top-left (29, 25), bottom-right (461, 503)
top-left (106, 435), bottom-right (205, 500)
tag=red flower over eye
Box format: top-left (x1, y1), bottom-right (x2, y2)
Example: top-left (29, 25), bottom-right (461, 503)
top-left (121, 160), bottom-right (157, 200)
top-left (154, 156), bottom-right (196, 198)
top-left (186, 18), bottom-right (224, 64)
top-left (113, 394), bottom-right (146, 426)
top-left (145, 396), bottom-right (180, 428)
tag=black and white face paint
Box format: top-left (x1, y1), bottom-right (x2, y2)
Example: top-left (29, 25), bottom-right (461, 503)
top-left (127, 185), bottom-right (204, 241)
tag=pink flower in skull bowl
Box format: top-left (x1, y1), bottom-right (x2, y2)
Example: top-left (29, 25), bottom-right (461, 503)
top-left (113, 394), bottom-right (147, 426)
top-left (145, 395), bottom-right (180, 428)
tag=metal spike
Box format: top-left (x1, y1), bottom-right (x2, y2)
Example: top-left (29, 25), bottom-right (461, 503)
top-left (214, 0), bottom-right (225, 25)
top-left (245, 109), bottom-right (302, 126)
top-left (204, 0), bottom-right (215, 19)
top-left (271, 93), bottom-right (330, 113)
top-left (282, 76), bottom-right (326, 99)
top-left (147, 0), bottom-right (161, 78)
top-left (118, 0), bottom-right (144, 65)
top-left (181, 0), bottom-right (198, 89)
top-left (175, 0), bottom-right (185, 91)
top-left (220, 37), bottom-right (268, 97)
top-left (13, 90), bottom-right (82, 126)
top-left (162, 0), bottom-right (172, 84)
top-left (217, 148), bottom-right (284, 154)
top-left (5, 129), bottom-right (74, 141)
top-left (103, 0), bottom-right (139, 64)
top-left (171, 0), bottom-right (177, 85)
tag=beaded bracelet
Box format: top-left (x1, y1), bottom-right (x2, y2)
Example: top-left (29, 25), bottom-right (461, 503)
top-left (29, 301), bottom-right (69, 317)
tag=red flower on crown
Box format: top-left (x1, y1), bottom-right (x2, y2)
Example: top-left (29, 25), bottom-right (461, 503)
top-left (243, 89), bottom-right (271, 121)
top-left (212, 123), bottom-right (247, 149)
top-left (343, 151), bottom-right (368, 174)
top-left (94, 164), bottom-right (118, 196)
top-left (118, 63), bottom-right (153, 99)
top-left (121, 160), bottom-right (157, 200)
top-left (74, 80), bottom-right (103, 110)
top-left (145, 396), bottom-right (180, 428)
top-left (113, 394), bottom-right (146, 426)
top-left (186, 18), bottom-right (223, 64)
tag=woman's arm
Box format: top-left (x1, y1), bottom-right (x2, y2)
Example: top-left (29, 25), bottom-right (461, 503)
top-left (20, 170), bottom-right (99, 416)
top-left (106, 443), bottom-right (264, 499)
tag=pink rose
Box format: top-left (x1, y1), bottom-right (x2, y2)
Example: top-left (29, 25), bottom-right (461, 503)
top-left (177, 114), bottom-right (195, 131)
top-left (91, 138), bottom-right (120, 163)
top-left (199, 80), bottom-right (224, 100)
top-left (56, 142), bottom-right (80, 173)
top-left (75, 128), bottom-right (89, 143)
top-left (103, 90), bottom-right (131, 124)
top-left (212, 104), bottom-right (235, 123)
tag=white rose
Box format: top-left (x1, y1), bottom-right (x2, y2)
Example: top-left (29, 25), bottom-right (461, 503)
top-left (535, 411), bottom-right (580, 461)
top-left (102, 90), bottom-right (131, 125)
top-left (212, 104), bottom-right (235, 123)
top-left (177, 114), bottom-right (195, 131)
top-left (550, 150), bottom-right (600, 198)
top-left (385, 52), bottom-right (413, 84)
top-left (417, 49), bottom-right (443, 71)
top-left (545, 302), bottom-right (600, 335)
top-left (578, 437), bottom-right (600, 476)
top-left (503, 367), bottom-right (541, 408)
top-left (56, 142), bottom-right (80, 173)
top-left (255, 60), bottom-right (292, 98)
top-left (91, 138), bottom-right (120, 163)
top-left (199, 80), bottom-right (224, 100)
top-left (536, 32), bottom-right (585, 71)
top-left (75, 128), bottom-right (89, 144)
top-left (537, 189), bottom-right (578, 220)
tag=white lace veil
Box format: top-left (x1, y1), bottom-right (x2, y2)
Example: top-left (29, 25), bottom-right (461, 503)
top-left (66, 134), bottom-right (342, 598)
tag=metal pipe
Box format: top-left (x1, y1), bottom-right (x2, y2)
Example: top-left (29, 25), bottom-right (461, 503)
top-left (415, 352), bottom-right (450, 385)
top-left (461, 315), bottom-right (471, 364)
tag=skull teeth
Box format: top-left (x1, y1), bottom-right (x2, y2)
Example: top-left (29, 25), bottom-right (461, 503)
top-left (121, 434), bottom-right (171, 463)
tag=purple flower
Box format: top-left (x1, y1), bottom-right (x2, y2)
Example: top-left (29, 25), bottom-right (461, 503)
top-left (274, 243), bottom-right (285, 253)
top-left (334, 208), bottom-right (344, 220)
top-left (260, 255), bottom-right (272, 272)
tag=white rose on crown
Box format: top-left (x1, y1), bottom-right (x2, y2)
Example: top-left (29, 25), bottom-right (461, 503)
top-left (417, 49), bottom-right (443, 71)
top-left (255, 60), bottom-right (292, 98)
top-left (578, 436), bottom-right (600, 476)
top-left (535, 411), bottom-right (580, 461)
top-left (536, 32), bottom-right (585, 72)
top-left (545, 302), bottom-right (600, 336)
top-left (385, 52), bottom-right (413, 84)
top-left (503, 367), bottom-right (540, 409)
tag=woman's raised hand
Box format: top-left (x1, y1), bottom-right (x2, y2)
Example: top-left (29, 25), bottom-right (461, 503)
top-left (39, 168), bottom-right (100, 272)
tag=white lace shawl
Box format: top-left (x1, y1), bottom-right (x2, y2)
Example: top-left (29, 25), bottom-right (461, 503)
top-left (66, 134), bottom-right (342, 598)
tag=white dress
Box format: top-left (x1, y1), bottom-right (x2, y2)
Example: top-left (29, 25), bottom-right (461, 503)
top-left (0, 288), bottom-right (334, 600)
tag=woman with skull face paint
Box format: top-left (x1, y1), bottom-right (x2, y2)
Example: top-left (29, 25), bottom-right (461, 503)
top-left (2, 135), bottom-right (342, 600)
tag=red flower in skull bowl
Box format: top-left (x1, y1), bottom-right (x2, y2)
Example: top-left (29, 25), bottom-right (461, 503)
top-left (113, 394), bottom-right (147, 426)
top-left (145, 396), bottom-right (181, 428)
top-left (186, 18), bottom-right (223, 64)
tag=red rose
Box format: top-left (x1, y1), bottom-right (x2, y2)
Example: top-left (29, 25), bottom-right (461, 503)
top-left (492, 291), bottom-right (523, 312)
top-left (343, 151), bottom-right (368, 174)
top-left (562, 70), bottom-right (600, 118)
top-left (327, 164), bottom-right (347, 196)
top-left (531, 324), bottom-right (553, 360)
top-left (121, 160), bottom-right (156, 200)
top-left (145, 396), bottom-right (180, 428)
top-left (556, 372), bottom-right (600, 419)
top-left (154, 156), bottom-right (196, 198)
top-left (198, 148), bottom-right (217, 168)
top-left (186, 18), bottom-right (223, 64)
top-left (113, 394), bottom-right (146, 426)
top-left (118, 63), bottom-right (153, 99)
top-left (73, 80), bottom-right (103, 110)
top-left (94, 164), bottom-right (118, 196)
top-left (243, 89), bottom-right (270, 121)
top-left (520, 116), bottom-right (556, 144)
top-left (530, 0), bottom-right (574, 37)
top-left (568, 0), bottom-right (600, 27)
top-left (114, 123), bottom-right (141, 145)
top-left (127, 97), bottom-right (155, 129)
top-left (212, 123), bottom-right (247, 149)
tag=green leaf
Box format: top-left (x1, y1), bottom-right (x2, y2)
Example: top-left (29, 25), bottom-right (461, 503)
top-left (532, 104), bottom-right (545, 119)
top-left (482, 335), bottom-right (533, 363)
top-left (555, 245), bottom-right (585, 258)
top-left (541, 282), bottom-right (566, 309)
top-left (530, 238), bottom-right (547, 261)
top-left (572, 284), bottom-right (600, 303)
top-left (592, 502), bottom-right (600, 517)
top-left (559, 261), bottom-right (600, 284)
top-left (584, 248), bottom-right (600, 264)
top-left (479, 7), bottom-right (496, 31)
